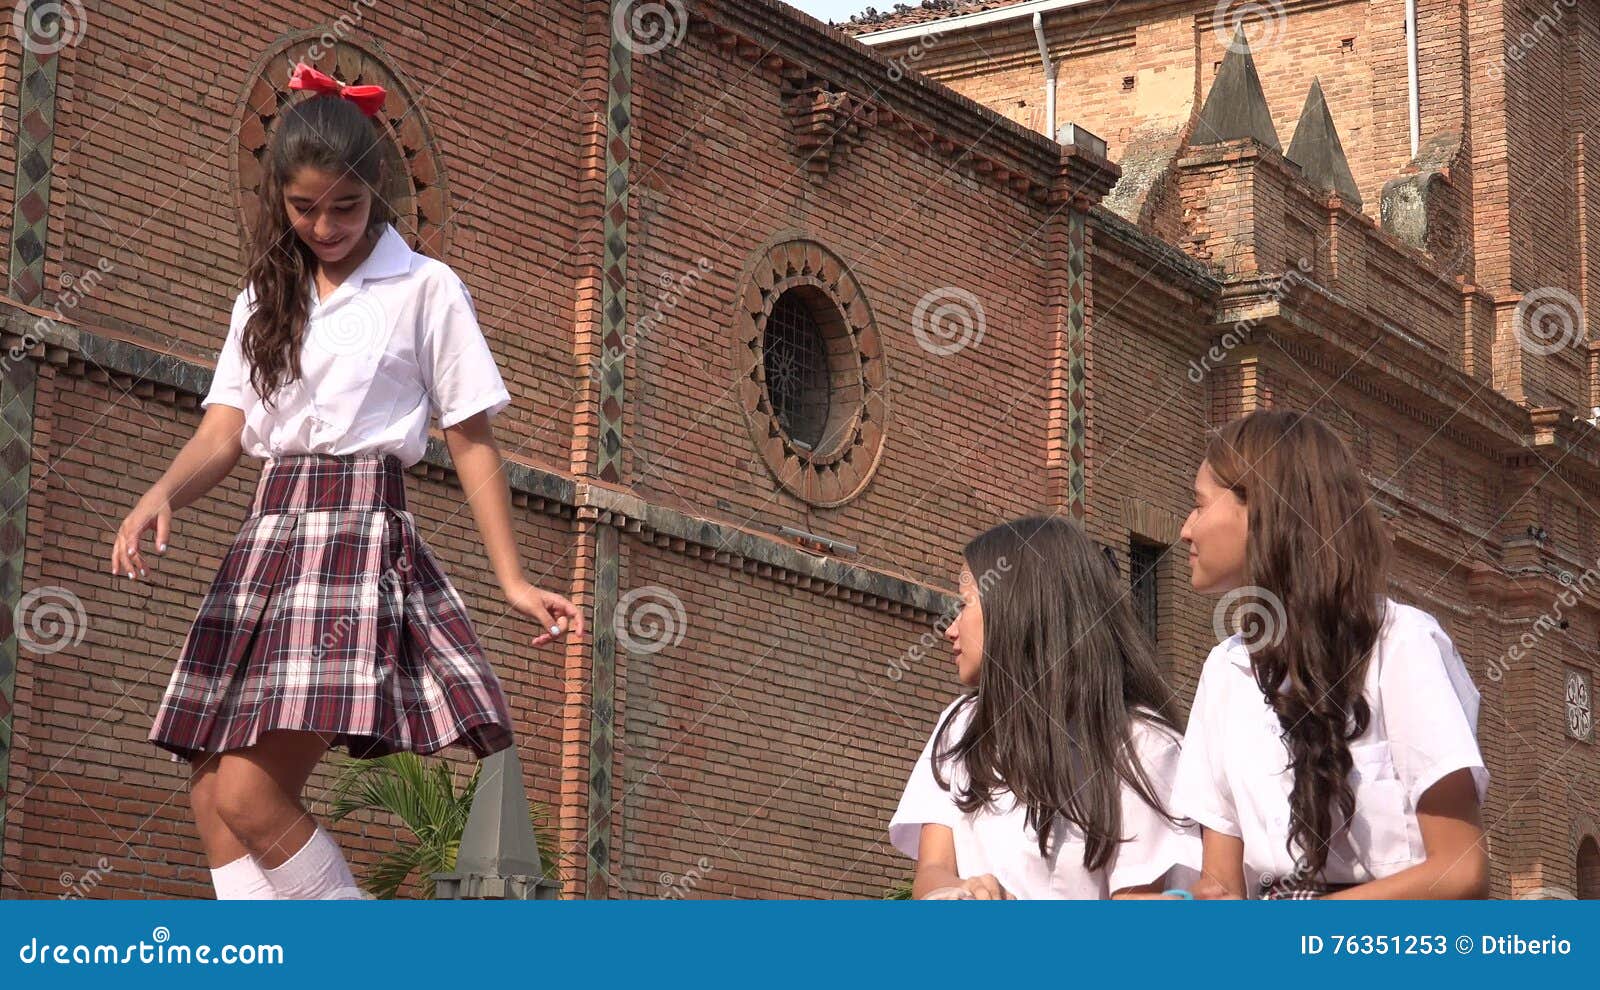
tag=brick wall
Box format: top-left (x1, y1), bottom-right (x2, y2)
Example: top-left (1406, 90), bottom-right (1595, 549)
top-left (2, 0), bottom-right (1597, 901)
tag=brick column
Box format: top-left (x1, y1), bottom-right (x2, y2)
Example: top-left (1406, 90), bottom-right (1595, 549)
top-left (0, 1), bottom-right (61, 881)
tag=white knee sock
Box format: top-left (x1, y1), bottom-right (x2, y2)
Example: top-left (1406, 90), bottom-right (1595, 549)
top-left (260, 826), bottom-right (364, 900)
top-left (210, 854), bottom-right (278, 900)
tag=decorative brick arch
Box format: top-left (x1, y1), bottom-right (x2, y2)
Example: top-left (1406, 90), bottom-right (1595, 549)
top-left (233, 36), bottom-right (450, 257)
top-left (733, 235), bottom-right (889, 507)
top-left (1579, 834), bottom-right (1600, 900)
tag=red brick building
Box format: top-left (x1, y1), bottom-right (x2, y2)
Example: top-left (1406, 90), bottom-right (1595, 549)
top-left (0, 0), bottom-right (1594, 898)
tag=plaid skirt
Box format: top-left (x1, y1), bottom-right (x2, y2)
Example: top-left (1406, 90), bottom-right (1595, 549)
top-left (1257, 874), bottom-right (1358, 899)
top-left (149, 452), bottom-right (515, 763)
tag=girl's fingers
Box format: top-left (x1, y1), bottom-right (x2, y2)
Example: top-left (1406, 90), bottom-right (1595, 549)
top-left (154, 508), bottom-right (171, 553)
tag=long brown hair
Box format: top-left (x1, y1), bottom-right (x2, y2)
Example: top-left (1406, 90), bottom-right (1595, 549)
top-left (931, 515), bottom-right (1186, 870)
top-left (241, 93), bottom-right (392, 405)
top-left (1205, 409), bottom-right (1391, 876)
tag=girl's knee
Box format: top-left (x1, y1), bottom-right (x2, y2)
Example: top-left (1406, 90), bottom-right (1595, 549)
top-left (212, 766), bottom-right (302, 844)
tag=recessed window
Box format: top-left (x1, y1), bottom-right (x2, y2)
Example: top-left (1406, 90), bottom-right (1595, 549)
top-left (1129, 537), bottom-right (1165, 644)
top-left (764, 291), bottom-right (833, 451)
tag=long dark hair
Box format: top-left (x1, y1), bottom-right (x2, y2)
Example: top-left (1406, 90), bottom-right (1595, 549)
top-left (931, 516), bottom-right (1186, 870)
top-left (1205, 409), bottom-right (1391, 876)
top-left (241, 93), bottom-right (392, 405)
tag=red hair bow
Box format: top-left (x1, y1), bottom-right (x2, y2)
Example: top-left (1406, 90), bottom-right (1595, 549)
top-left (287, 62), bottom-right (386, 117)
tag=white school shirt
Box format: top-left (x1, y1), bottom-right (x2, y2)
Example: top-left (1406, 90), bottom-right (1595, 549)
top-left (1170, 599), bottom-right (1490, 888)
top-left (889, 696), bottom-right (1202, 898)
top-left (202, 223), bottom-right (512, 467)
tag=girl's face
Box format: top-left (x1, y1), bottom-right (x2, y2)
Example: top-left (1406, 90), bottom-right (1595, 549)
top-left (944, 565), bottom-right (985, 687)
top-left (1181, 460), bottom-right (1249, 594)
top-left (283, 166), bottom-right (373, 265)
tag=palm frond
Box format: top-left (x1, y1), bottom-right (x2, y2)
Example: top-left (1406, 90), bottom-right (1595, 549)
top-left (326, 752), bottom-right (563, 897)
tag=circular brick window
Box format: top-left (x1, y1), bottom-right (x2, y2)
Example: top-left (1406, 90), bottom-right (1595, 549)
top-left (234, 39), bottom-right (450, 256)
top-left (735, 238), bottom-right (888, 507)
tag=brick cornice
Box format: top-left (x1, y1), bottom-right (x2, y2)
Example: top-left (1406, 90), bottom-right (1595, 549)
top-left (692, 0), bottom-right (1068, 206)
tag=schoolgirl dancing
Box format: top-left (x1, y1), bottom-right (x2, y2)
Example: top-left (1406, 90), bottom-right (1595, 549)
top-left (109, 64), bottom-right (582, 899)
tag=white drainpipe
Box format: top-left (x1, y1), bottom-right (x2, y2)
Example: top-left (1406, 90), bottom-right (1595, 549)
top-left (1034, 12), bottom-right (1057, 140)
top-left (1406, 0), bottom-right (1420, 158)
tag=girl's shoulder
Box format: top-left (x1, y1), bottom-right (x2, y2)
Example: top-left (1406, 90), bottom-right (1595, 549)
top-left (1127, 707), bottom-right (1184, 754)
top-left (1380, 597), bottom-right (1448, 642)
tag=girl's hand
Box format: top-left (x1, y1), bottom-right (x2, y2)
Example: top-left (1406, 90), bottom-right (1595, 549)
top-left (956, 873), bottom-right (1010, 900)
top-left (110, 490), bottom-right (172, 581)
top-left (503, 579), bottom-right (585, 647)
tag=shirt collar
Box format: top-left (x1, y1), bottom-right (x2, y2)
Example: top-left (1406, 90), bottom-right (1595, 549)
top-left (308, 224), bottom-right (414, 309)
top-left (1221, 597), bottom-right (1397, 668)
top-left (346, 223), bottom-right (414, 288)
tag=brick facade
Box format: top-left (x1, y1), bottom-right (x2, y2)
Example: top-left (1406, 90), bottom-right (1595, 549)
top-left (0, 0), bottom-right (1594, 899)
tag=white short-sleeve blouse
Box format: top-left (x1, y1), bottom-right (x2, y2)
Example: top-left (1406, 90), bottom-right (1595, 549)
top-left (889, 696), bottom-right (1202, 898)
top-left (203, 223), bottom-right (511, 467)
top-left (1170, 598), bottom-right (1490, 888)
